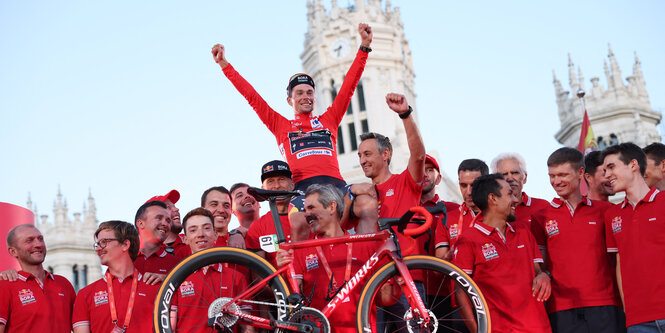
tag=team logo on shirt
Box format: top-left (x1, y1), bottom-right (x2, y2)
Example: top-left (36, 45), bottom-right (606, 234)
top-left (94, 290), bottom-right (109, 306)
top-left (545, 219), bottom-right (560, 237)
top-left (481, 243), bottom-right (499, 261)
top-left (310, 118), bottom-right (323, 129)
top-left (305, 253), bottom-right (319, 271)
top-left (612, 216), bottom-right (622, 233)
top-left (18, 289), bottom-right (36, 305)
top-left (386, 189), bottom-right (394, 197)
top-left (449, 224), bottom-right (459, 239)
top-left (180, 281), bottom-right (196, 297)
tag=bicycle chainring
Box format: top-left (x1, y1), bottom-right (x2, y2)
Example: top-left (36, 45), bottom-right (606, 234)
top-left (208, 297), bottom-right (240, 328)
top-left (276, 308), bottom-right (330, 333)
top-left (404, 308), bottom-right (438, 333)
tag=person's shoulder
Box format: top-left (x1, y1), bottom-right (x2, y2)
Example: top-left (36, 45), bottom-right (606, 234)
top-left (443, 201), bottom-right (460, 211)
top-left (52, 274), bottom-right (76, 289)
top-left (77, 278), bottom-right (103, 296)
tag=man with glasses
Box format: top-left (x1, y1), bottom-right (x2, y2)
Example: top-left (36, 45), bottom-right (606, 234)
top-left (73, 220), bottom-right (159, 333)
top-left (0, 224), bottom-right (76, 333)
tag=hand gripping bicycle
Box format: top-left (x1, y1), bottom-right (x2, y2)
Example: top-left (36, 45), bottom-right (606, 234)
top-left (153, 188), bottom-right (490, 333)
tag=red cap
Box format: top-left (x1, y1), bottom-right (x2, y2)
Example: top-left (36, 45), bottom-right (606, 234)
top-left (145, 189), bottom-right (180, 204)
top-left (425, 154), bottom-right (440, 172)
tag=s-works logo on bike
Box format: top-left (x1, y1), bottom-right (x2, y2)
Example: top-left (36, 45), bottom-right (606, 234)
top-left (326, 253), bottom-right (380, 312)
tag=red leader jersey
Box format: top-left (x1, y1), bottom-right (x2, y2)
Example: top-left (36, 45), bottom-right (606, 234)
top-left (246, 212), bottom-right (292, 268)
top-left (452, 217), bottom-right (551, 333)
top-left (292, 234), bottom-right (376, 333)
top-left (222, 50), bottom-right (368, 184)
top-left (72, 271), bottom-right (159, 333)
top-left (0, 270), bottom-right (75, 333)
top-left (513, 192), bottom-right (550, 229)
top-left (531, 197), bottom-right (619, 313)
top-left (605, 188), bottom-right (665, 327)
top-left (133, 244), bottom-right (182, 275)
top-left (172, 264), bottom-right (248, 333)
top-left (434, 203), bottom-right (477, 251)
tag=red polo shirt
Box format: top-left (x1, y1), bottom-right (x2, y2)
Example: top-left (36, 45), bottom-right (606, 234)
top-left (169, 234), bottom-right (191, 258)
top-left (172, 264), bottom-right (248, 333)
top-left (434, 203), bottom-right (477, 251)
top-left (133, 245), bottom-right (183, 275)
top-left (215, 233), bottom-right (230, 247)
top-left (292, 234), bottom-right (376, 333)
top-left (531, 197), bottom-right (618, 313)
top-left (0, 270), bottom-right (75, 333)
top-left (513, 192), bottom-right (549, 229)
top-left (246, 212), bottom-right (292, 268)
top-left (72, 271), bottom-right (159, 332)
top-left (452, 218), bottom-right (550, 333)
top-left (421, 194), bottom-right (459, 255)
top-left (605, 188), bottom-right (665, 327)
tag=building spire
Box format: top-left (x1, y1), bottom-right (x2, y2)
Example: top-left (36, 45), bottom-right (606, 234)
top-left (567, 53), bottom-right (579, 92)
top-left (604, 59), bottom-right (611, 89)
top-left (578, 66), bottom-right (585, 91)
top-left (553, 70), bottom-right (563, 95)
top-left (27, 192), bottom-right (33, 211)
top-left (608, 43), bottom-right (623, 89)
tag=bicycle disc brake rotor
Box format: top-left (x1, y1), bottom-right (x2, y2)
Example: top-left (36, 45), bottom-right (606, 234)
top-left (208, 297), bottom-right (240, 328)
top-left (404, 308), bottom-right (438, 333)
top-left (276, 308), bottom-right (330, 333)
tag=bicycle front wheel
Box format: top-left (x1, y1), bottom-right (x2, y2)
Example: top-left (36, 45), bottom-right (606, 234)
top-left (153, 246), bottom-right (291, 333)
top-left (357, 255), bottom-right (490, 333)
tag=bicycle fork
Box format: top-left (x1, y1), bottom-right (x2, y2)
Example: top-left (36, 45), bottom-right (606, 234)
top-left (389, 252), bottom-right (432, 327)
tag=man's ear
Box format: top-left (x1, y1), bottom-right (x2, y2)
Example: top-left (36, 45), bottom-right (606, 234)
top-left (287, 96), bottom-right (294, 107)
top-left (523, 171), bottom-right (528, 184)
top-left (8, 247), bottom-right (17, 258)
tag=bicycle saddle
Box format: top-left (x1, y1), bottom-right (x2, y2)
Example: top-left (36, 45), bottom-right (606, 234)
top-left (247, 187), bottom-right (301, 202)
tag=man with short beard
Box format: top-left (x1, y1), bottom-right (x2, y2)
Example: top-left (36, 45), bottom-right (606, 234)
top-left (0, 225), bottom-right (76, 333)
top-left (145, 189), bottom-right (188, 257)
top-left (201, 186), bottom-right (233, 247)
top-left (584, 151), bottom-right (615, 201)
top-left (133, 200), bottom-right (181, 284)
top-left (228, 182), bottom-right (261, 249)
top-left (643, 142), bottom-right (665, 191)
top-left (421, 154), bottom-right (459, 256)
top-left (491, 152), bottom-right (549, 228)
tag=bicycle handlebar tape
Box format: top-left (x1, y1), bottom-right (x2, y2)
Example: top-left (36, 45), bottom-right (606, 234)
top-left (403, 206), bottom-right (433, 236)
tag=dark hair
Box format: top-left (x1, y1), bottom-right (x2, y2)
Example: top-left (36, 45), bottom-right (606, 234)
top-left (359, 132), bottom-right (393, 164)
top-left (6, 224), bottom-right (38, 248)
top-left (201, 186), bottom-right (230, 207)
top-left (134, 200), bottom-right (167, 226)
top-left (471, 173), bottom-right (504, 213)
top-left (95, 220), bottom-right (140, 261)
top-left (229, 183), bottom-right (249, 199)
top-left (584, 151), bottom-right (604, 175)
top-left (547, 147), bottom-right (584, 169)
top-left (458, 159), bottom-right (489, 175)
top-left (601, 142), bottom-right (647, 176)
top-left (644, 142), bottom-right (665, 165)
top-left (182, 208), bottom-right (215, 234)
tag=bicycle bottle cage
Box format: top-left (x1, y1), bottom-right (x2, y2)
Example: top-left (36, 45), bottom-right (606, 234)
top-left (247, 187), bottom-right (301, 202)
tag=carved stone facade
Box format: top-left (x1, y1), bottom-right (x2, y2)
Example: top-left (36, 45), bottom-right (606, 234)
top-left (554, 45), bottom-right (662, 148)
top-left (302, 0), bottom-right (462, 202)
top-left (26, 187), bottom-right (102, 291)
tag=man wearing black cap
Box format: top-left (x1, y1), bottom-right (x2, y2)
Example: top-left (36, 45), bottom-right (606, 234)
top-left (212, 23), bottom-right (372, 194)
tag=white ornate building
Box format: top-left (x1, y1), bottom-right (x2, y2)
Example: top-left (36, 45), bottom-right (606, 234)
top-left (26, 187), bottom-right (102, 290)
top-left (301, 0), bottom-right (462, 202)
top-left (553, 45), bottom-right (662, 148)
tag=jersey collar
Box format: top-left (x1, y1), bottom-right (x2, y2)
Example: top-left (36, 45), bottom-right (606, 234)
top-left (550, 196), bottom-right (593, 208)
top-left (139, 245), bottom-right (168, 259)
top-left (422, 194), bottom-right (441, 206)
top-left (620, 187), bottom-right (660, 209)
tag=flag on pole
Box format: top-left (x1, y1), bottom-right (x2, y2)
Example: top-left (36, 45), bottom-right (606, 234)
top-left (577, 111), bottom-right (598, 154)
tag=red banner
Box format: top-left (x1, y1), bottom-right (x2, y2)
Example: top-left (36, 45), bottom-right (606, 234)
top-left (0, 202), bottom-right (35, 271)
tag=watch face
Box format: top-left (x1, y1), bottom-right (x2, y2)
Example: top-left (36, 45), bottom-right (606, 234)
top-left (330, 37), bottom-right (351, 59)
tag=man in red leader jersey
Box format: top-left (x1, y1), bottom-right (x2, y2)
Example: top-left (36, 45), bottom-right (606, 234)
top-left (212, 23), bottom-right (372, 193)
top-left (0, 225), bottom-right (75, 333)
top-left (171, 208), bottom-right (250, 333)
top-left (73, 221), bottom-right (159, 333)
top-left (133, 200), bottom-right (181, 284)
top-left (145, 189), bottom-right (189, 257)
top-left (201, 186), bottom-right (234, 247)
top-left (602, 143), bottom-right (665, 331)
top-left (453, 174), bottom-right (551, 333)
top-left (491, 152), bottom-right (549, 228)
top-left (531, 147), bottom-right (622, 332)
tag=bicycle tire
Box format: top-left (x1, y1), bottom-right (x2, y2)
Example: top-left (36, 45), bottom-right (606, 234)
top-left (153, 246), bottom-right (291, 333)
top-left (357, 255), bottom-right (490, 333)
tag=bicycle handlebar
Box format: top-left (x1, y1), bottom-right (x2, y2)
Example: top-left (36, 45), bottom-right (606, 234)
top-left (247, 187), bottom-right (300, 202)
top-left (402, 206), bottom-right (433, 236)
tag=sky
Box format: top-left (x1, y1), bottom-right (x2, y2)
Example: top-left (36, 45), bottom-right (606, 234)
top-left (1, 0), bottom-right (664, 229)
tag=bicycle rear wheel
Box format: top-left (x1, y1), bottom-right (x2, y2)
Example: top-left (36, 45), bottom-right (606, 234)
top-left (153, 246), bottom-right (291, 333)
top-left (357, 255), bottom-right (490, 333)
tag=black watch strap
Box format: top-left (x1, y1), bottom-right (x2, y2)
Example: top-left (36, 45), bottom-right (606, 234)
top-left (359, 45), bottom-right (372, 53)
top-left (399, 106), bottom-right (413, 119)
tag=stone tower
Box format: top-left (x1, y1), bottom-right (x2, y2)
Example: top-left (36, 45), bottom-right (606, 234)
top-left (301, 0), bottom-right (461, 202)
top-left (27, 186), bottom-right (102, 291)
top-left (553, 45), bottom-right (662, 148)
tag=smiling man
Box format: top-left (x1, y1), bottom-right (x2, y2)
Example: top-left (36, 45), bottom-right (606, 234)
top-left (227, 182), bottom-right (261, 249)
top-left (583, 151), bottom-right (615, 202)
top-left (602, 143), bottom-right (665, 332)
top-left (145, 189), bottom-right (188, 256)
top-left (643, 142), bottom-right (665, 191)
top-left (201, 186), bottom-right (233, 246)
top-left (0, 225), bottom-right (76, 333)
top-left (531, 147), bottom-right (622, 333)
top-left (133, 200), bottom-right (181, 283)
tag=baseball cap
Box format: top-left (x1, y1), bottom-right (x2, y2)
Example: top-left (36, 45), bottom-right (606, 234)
top-left (261, 160), bottom-right (292, 182)
top-left (425, 154), bottom-right (440, 172)
top-left (145, 189), bottom-right (180, 204)
top-left (287, 73), bottom-right (315, 96)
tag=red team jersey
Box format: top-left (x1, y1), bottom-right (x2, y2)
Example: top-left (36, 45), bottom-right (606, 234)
top-left (292, 235), bottom-right (376, 332)
top-left (246, 212), bottom-right (292, 268)
top-left (453, 218), bottom-right (551, 333)
top-left (531, 197), bottom-right (619, 313)
top-left (434, 203), bottom-right (477, 251)
top-left (0, 270), bottom-right (76, 333)
top-left (222, 50), bottom-right (368, 184)
top-left (172, 264), bottom-right (248, 333)
top-left (421, 194), bottom-right (459, 255)
top-left (513, 192), bottom-right (550, 228)
top-left (605, 188), bottom-right (665, 327)
top-left (72, 272), bottom-right (159, 332)
top-left (133, 245), bottom-right (182, 275)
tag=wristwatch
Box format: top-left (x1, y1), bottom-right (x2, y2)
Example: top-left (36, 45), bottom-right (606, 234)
top-left (399, 106), bottom-right (413, 119)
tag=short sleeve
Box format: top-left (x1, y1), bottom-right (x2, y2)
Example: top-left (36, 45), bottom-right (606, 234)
top-left (434, 221), bottom-right (450, 249)
top-left (530, 212), bottom-right (548, 249)
top-left (525, 229), bottom-right (544, 264)
top-left (604, 209), bottom-right (618, 253)
top-left (72, 288), bottom-right (91, 329)
top-left (245, 222), bottom-right (262, 250)
top-left (451, 237), bottom-right (475, 275)
top-left (0, 281), bottom-right (10, 326)
top-left (292, 249), bottom-right (305, 280)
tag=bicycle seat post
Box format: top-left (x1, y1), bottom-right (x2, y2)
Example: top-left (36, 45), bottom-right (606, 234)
top-left (268, 197), bottom-right (287, 244)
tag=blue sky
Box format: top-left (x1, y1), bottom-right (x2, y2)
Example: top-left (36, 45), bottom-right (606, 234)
top-left (1, 1), bottom-right (663, 227)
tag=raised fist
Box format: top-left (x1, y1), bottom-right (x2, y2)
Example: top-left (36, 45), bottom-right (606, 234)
top-left (211, 44), bottom-right (229, 68)
top-left (385, 93), bottom-right (409, 114)
top-left (358, 23), bottom-right (373, 47)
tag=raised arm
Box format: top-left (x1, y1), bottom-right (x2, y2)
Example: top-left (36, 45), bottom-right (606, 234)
top-left (211, 44), bottom-right (288, 134)
top-left (385, 93), bottom-right (425, 183)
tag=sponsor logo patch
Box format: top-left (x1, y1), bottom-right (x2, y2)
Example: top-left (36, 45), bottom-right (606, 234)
top-left (545, 220), bottom-right (560, 237)
top-left (94, 290), bottom-right (109, 306)
top-left (449, 224), bottom-right (459, 239)
top-left (180, 281), bottom-right (195, 297)
top-left (18, 289), bottom-right (36, 305)
top-left (612, 216), bottom-right (622, 233)
top-left (263, 165), bottom-right (274, 172)
top-left (481, 243), bottom-right (499, 261)
top-left (310, 118), bottom-right (323, 129)
top-left (386, 189), bottom-right (394, 197)
top-left (305, 253), bottom-right (319, 271)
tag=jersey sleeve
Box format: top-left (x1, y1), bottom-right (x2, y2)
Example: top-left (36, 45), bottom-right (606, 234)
top-left (451, 236), bottom-right (475, 275)
top-left (321, 49), bottom-right (369, 126)
top-left (72, 287), bottom-right (91, 329)
top-left (434, 221), bottom-right (450, 249)
top-left (222, 64), bottom-right (289, 135)
top-left (604, 209), bottom-right (618, 253)
top-left (292, 249), bottom-right (305, 280)
top-left (245, 221), bottom-right (262, 251)
top-left (529, 211), bottom-right (548, 249)
top-left (525, 228), bottom-right (544, 264)
top-left (0, 281), bottom-right (10, 326)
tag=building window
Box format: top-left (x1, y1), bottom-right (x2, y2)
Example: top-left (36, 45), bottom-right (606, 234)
top-left (361, 119), bottom-right (369, 134)
top-left (82, 265), bottom-right (88, 287)
top-left (357, 81), bottom-right (367, 111)
top-left (349, 123), bottom-right (358, 151)
top-left (337, 127), bottom-right (345, 154)
top-left (73, 265), bottom-right (79, 291)
top-left (330, 79), bottom-right (337, 102)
